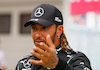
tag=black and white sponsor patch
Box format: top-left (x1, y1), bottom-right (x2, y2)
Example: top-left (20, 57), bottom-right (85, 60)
top-left (84, 67), bottom-right (90, 70)
top-left (20, 59), bottom-right (32, 70)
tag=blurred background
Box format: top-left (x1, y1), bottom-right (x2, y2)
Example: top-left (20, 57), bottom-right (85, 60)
top-left (0, 0), bottom-right (100, 70)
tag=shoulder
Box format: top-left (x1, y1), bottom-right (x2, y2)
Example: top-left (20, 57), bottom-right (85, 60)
top-left (69, 51), bottom-right (90, 62)
top-left (18, 55), bottom-right (34, 63)
top-left (57, 50), bottom-right (92, 70)
top-left (72, 51), bottom-right (90, 61)
top-left (17, 54), bottom-right (35, 65)
top-left (69, 51), bottom-right (92, 70)
top-left (21, 55), bottom-right (34, 60)
top-left (16, 55), bottom-right (35, 70)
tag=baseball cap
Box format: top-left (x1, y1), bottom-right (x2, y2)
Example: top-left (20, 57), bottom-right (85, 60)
top-left (24, 4), bottom-right (63, 27)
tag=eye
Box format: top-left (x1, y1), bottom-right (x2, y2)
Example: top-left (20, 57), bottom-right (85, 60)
top-left (42, 26), bottom-right (48, 29)
top-left (32, 27), bottom-right (37, 30)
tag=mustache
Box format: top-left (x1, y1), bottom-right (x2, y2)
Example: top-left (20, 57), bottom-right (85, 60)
top-left (34, 37), bottom-right (46, 42)
top-left (33, 37), bottom-right (49, 46)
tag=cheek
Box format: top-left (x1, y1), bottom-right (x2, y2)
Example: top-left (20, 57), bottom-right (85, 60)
top-left (31, 30), bottom-right (35, 40)
top-left (47, 29), bottom-right (56, 39)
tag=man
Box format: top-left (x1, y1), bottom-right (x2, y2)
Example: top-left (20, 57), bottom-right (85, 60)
top-left (16, 4), bottom-right (92, 70)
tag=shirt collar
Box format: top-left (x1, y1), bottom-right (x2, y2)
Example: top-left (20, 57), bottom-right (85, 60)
top-left (56, 45), bottom-right (62, 54)
top-left (56, 44), bottom-right (61, 49)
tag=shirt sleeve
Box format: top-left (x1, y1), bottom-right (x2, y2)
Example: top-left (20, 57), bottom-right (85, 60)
top-left (15, 61), bottom-right (22, 70)
top-left (52, 52), bottom-right (92, 70)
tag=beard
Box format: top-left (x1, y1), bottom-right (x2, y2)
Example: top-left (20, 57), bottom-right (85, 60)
top-left (33, 31), bottom-right (57, 47)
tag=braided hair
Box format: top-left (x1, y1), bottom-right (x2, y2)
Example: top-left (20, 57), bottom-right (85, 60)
top-left (60, 32), bottom-right (72, 51)
top-left (56, 24), bottom-right (72, 51)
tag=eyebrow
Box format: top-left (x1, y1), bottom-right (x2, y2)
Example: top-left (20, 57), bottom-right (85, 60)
top-left (31, 24), bottom-right (35, 26)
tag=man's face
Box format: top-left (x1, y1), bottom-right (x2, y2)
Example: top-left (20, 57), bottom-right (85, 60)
top-left (31, 23), bottom-right (57, 46)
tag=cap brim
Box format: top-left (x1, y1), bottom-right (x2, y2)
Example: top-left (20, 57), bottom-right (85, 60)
top-left (24, 18), bottom-right (54, 27)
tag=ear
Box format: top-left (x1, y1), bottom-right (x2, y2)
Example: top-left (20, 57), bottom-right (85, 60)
top-left (56, 25), bottom-right (63, 36)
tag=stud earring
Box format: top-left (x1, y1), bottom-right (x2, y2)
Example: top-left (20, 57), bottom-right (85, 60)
top-left (58, 35), bottom-right (60, 38)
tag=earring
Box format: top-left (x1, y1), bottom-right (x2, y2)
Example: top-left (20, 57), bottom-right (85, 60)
top-left (58, 35), bottom-right (60, 38)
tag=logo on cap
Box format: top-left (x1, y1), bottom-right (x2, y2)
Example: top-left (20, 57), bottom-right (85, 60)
top-left (34, 7), bottom-right (44, 17)
top-left (55, 17), bottom-right (62, 22)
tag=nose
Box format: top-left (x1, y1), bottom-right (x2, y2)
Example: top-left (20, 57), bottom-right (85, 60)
top-left (35, 30), bottom-right (42, 37)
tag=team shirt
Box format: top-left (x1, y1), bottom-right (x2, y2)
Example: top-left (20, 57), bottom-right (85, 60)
top-left (16, 45), bottom-right (92, 70)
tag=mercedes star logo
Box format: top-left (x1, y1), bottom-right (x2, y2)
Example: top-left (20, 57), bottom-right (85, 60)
top-left (34, 7), bottom-right (44, 17)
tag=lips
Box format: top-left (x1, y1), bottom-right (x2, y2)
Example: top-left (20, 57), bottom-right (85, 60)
top-left (35, 40), bottom-right (45, 45)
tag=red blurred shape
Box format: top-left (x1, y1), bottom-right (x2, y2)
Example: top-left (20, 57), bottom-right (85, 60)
top-left (70, 0), bottom-right (100, 15)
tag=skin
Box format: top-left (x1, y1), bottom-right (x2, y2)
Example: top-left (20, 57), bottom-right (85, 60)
top-left (29, 23), bottom-right (63, 69)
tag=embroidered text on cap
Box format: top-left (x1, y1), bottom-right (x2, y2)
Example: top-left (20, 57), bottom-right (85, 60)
top-left (34, 7), bottom-right (44, 17)
top-left (55, 17), bottom-right (62, 22)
